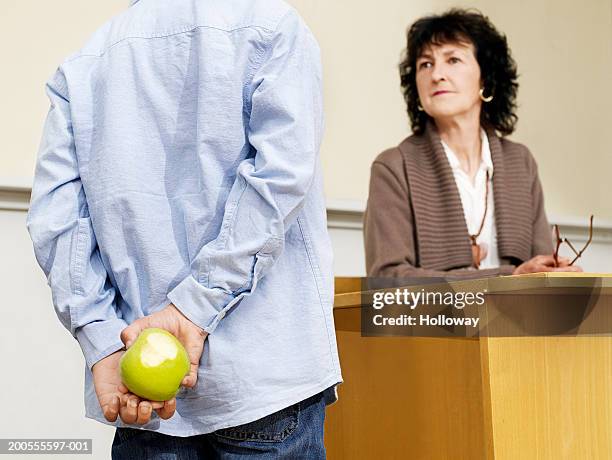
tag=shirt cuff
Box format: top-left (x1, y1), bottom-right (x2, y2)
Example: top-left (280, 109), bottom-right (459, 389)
top-left (75, 317), bottom-right (129, 370)
top-left (166, 275), bottom-right (235, 334)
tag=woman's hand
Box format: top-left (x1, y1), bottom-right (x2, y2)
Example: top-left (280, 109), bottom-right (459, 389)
top-left (513, 255), bottom-right (583, 275)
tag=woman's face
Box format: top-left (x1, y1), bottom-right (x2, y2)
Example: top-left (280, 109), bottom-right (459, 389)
top-left (415, 40), bottom-right (483, 123)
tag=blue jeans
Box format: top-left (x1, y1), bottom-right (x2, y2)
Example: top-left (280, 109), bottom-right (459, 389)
top-left (111, 390), bottom-right (327, 459)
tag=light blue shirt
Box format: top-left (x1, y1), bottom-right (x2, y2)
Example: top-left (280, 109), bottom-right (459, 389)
top-left (26, 0), bottom-right (342, 436)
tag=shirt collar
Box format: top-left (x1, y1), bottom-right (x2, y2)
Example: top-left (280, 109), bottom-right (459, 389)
top-left (441, 128), bottom-right (494, 177)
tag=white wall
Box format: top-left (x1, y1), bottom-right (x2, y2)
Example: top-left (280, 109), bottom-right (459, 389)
top-left (1, 0), bottom-right (612, 457)
top-left (2, 0), bottom-right (612, 220)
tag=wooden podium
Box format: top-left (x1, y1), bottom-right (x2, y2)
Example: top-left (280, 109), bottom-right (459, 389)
top-left (323, 275), bottom-right (612, 460)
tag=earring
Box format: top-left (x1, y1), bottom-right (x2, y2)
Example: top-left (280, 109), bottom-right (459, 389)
top-left (417, 102), bottom-right (424, 112)
top-left (480, 88), bottom-right (493, 102)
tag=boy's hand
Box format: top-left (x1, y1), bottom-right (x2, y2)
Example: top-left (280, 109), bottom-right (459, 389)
top-left (120, 303), bottom-right (208, 389)
top-left (91, 350), bottom-right (176, 424)
top-left (91, 303), bottom-right (207, 425)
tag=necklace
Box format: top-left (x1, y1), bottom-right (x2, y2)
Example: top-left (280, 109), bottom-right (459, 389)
top-left (469, 170), bottom-right (490, 269)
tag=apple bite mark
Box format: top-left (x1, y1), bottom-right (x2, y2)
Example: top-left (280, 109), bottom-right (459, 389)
top-left (141, 332), bottom-right (179, 367)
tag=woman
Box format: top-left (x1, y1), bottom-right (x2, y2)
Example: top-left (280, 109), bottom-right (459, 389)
top-left (364, 8), bottom-right (581, 278)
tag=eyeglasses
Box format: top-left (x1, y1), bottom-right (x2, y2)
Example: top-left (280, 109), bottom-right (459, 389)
top-left (552, 214), bottom-right (593, 267)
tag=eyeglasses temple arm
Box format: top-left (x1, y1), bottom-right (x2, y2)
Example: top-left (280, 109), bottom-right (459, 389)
top-left (568, 215), bottom-right (594, 266)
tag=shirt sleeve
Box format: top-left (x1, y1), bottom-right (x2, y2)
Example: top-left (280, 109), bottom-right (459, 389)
top-left (26, 68), bottom-right (127, 370)
top-left (166, 9), bottom-right (324, 334)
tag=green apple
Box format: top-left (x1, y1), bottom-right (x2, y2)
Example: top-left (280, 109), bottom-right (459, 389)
top-left (120, 328), bottom-right (190, 401)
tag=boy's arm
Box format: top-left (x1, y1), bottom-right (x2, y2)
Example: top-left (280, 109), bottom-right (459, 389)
top-left (26, 67), bottom-right (127, 371)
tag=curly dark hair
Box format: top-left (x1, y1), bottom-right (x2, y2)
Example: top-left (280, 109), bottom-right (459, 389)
top-left (399, 8), bottom-right (519, 136)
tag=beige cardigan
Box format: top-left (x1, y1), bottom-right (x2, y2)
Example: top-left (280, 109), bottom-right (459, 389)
top-left (364, 121), bottom-right (554, 279)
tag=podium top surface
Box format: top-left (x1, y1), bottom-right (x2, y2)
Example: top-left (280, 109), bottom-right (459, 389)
top-left (516, 272), bottom-right (612, 278)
